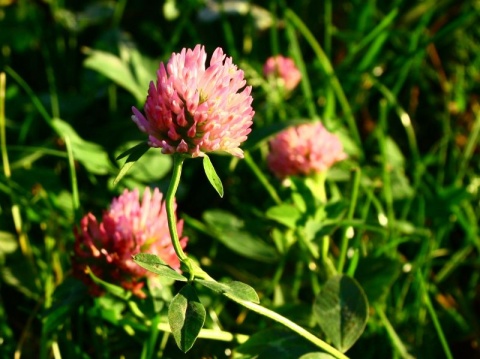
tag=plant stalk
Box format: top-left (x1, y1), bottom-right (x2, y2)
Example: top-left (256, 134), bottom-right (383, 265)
top-left (337, 167), bottom-right (361, 273)
top-left (226, 293), bottom-right (349, 359)
top-left (165, 154), bottom-right (189, 263)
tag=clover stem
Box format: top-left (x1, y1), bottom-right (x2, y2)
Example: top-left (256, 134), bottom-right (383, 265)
top-left (226, 294), bottom-right (349, 359)
top-left (309, 171), bottom-right (327, 205)
top-left (165, 154), bottom-right (188, 262)
top-left (307, 171), bottom-right (337, 277)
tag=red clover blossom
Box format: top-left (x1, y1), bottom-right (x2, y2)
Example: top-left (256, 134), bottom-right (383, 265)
top-left (267, 122), bottom-right (346, 179)
top-left (132, 45), bottom-right (254, 158)
top-left (72, 187), bottom-right (187, 297)
top-left (263, 55), bottom-right (302, 92)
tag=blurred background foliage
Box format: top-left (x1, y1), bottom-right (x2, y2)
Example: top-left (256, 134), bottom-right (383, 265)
top-left (0, 0), bottom-right (479, 358)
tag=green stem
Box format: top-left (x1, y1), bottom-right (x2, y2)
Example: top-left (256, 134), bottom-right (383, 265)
top-left (64, 136), bottom-right (80, 219)
top-left (378, 99), bottom-right (395, 235)
top-left (142, 315), bottom-right (161, 359)
top-left (0, 73), bottom-right (10, 178)
top-left (284, 20), bottom-right (318, 120)
top-left (219, 2), bottom-right (238, 59)
top-left (5, 66), bottom-right (52, 125)
top-left (226, 294), bottom-right (349, 359)
top-left (299, 231), bottom-right (320, 260)
top-left (367, 74), bottom-right (421, 172)
top-left (269, 1), bottom-right (279, 56)
top-left (308, 171), bottom-right (327, 204)
top-left (244, 151), bottom-right (282, 205)
top-left (321, 235), bottom-right (329, 262)
top-left (324, 0), bottom-right (332, 59)
top-left (291, 260), bottom-right (304, 299)
top-left (456, 107), bottom-right (480, 184)
top-left (165, 154), bottom-right (188, 262)
top-left (1, 73), bottom-right (34, 265)
top-left (285, 9), bottom-right (362, 152)
top-left (417, 271), bottom-right (453, 359)
top-left (42, 47), bottom-right (60, 119)
top-left (112, 0), bottom-right (128, 28)
top-left (375, 304), bottom-right (414, 359)
top-left (156, 322), bottom-right (249, 343)
top-left (342, 8), bottom-right (399, 64)
top-left (306, 172), bottom-right (337, 277)
top-left (337, 167), bottom-right (361, 273)
top-left (165, 153), bottom-right (345, 358)
top-left (265, 254), bottom-right (287, 299)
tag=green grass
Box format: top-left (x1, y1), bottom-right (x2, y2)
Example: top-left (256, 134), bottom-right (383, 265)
top-left (1, 0), bottom-right (479, 358)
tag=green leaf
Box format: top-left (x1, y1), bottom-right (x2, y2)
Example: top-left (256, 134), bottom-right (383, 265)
top-left (424, 183), bottom-right (472, 219)
top-left (235, 328), bottom-right (317, 359)
top-left (42, 277), bottom-right (87, 335)
top-left (354, 254), bottom-right (402, 304)
top-left (133, 253), bottom-right (188, 282)
top-left (0, 251), bottom-right (39, 299)
top-left (147, 278), bottom-right (168, 313)
top-left (52, 118), bottom-right (113, 175)
top-left (202, 210), bottom-right (278, 263)
top-left (113, 142), bottom-right (150, 185)
top-left (87, 267), bottom-right (132, 300)
top-left (83, 49), bottom-right (145, 103)
top-left (224, 281), bottom-right (260, 303)
top-left (126, 47), bottom-right (159, 91)
top-left (390, 169), bottom-right (414, 200)
top-left (289, 176), bottom-right (319, 213)
top-left (163, 0), bottom-right (180, 20)
top-left (196, 279), bottom-right (260, 303)
top-left (116, 141), bottom-right (149, 160)
top-left (313, 275), bottom-right (369, 352)
top-left (385, 137), bottom-right (406, 168)
top-left (0, 231), bottom-right (18, 255)
top-left (202, 155), bottom-right (224, 198)
top-left (303, 217), bottom-right (325, 242)
top-left (168, 284), bottom-right (206, 353)
top-left (195, 279), bottom-right (230, 293)
top-left (270, 227), bottom-right (295, 254)
top-left (95, 295), bottom-right (127, 323)
top-left (114, 142), bottom-right (172, 188)
top-left (266, 204), bottom-right (302, 229)
top-left (331, 126), bottom-right (361, 158)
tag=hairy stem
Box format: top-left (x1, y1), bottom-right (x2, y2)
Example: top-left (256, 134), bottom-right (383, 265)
top-left (226, 293), bottom-right (349, 359)
top-left (165, 154), bottom-right (188, 262)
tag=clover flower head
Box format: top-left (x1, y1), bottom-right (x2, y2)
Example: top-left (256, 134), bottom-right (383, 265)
top-left (267, 122), bottom-right (347, 178)
top-left (263, 55), bottom-right (302, 91)
top-left (132, 45), bottom-right (254, 158)
top-left (72, 187), bottom-right (187, 297)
